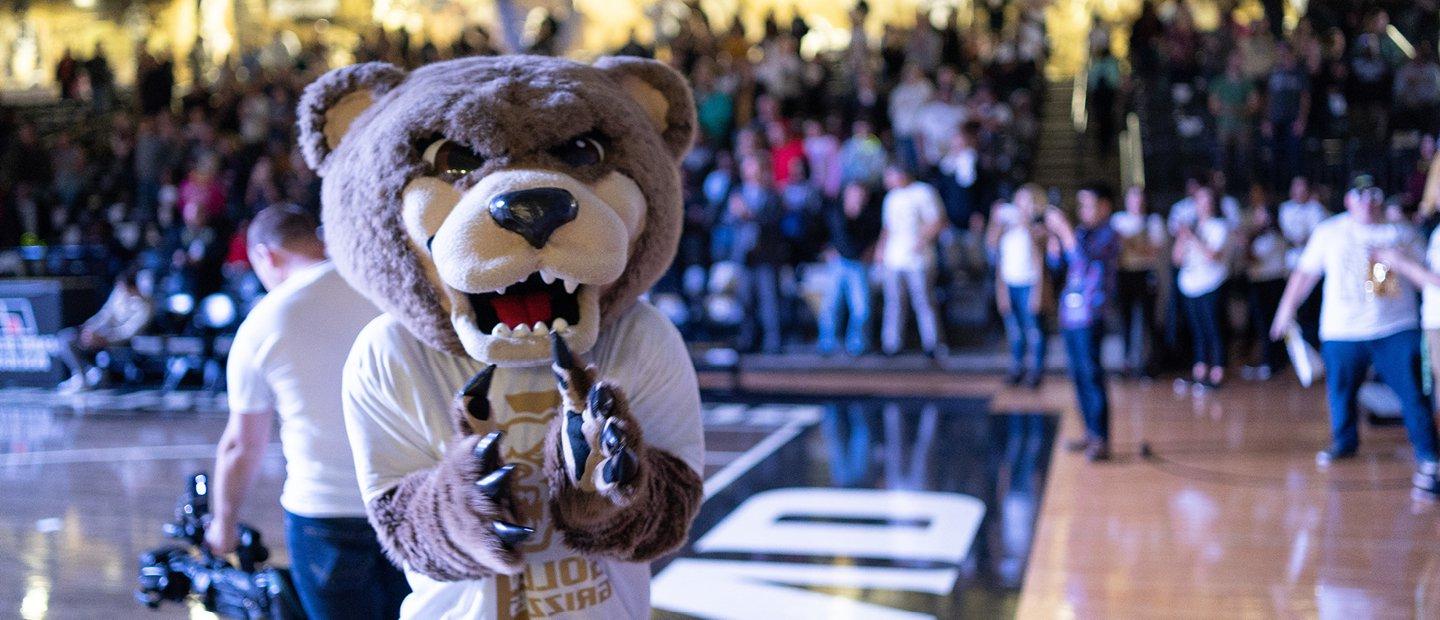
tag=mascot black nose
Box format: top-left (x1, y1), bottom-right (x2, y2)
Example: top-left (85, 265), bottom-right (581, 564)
top-left (488, 187), bottom-right (579, 249)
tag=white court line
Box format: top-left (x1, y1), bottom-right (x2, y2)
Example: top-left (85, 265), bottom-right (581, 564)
top-left (0, 443), bottom-right (280, 466)
top-left (702, 408), bottom-right (820, 501)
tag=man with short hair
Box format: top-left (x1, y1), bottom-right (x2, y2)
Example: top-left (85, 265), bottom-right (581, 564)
top-left (878, 165), bottom-right (947, 357)
top-left (205, 205), bottom-right (406, 618)
top-left (1271, 179), bottom-right (1440, 495)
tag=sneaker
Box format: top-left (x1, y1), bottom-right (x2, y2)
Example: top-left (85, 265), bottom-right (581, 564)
top-left (58, 375), bottom-right (91, 394)
top-left (1005, 370), bottom-right (1024, 386)
top-left (1315, 446), bottom-right (1357, 468)
top-left (1023, 372), bottom-right (1043, 390)
top-left (1414, 461), bottom-right (1440, 495)
top-left (1064, 438), bottom-right (1091, 453)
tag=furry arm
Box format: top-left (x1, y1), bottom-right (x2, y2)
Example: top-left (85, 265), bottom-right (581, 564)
top-left (367, 432), bottom-right (529, 581)
top-left (544, 333), bottom-right (703, 561)
top-left (544, 415), bottom-right (704, 561)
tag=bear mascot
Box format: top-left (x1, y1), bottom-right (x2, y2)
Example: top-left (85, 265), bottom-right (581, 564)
top-left (296, 55), bottom-right (704, 618)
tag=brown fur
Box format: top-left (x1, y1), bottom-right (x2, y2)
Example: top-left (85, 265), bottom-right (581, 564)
top-left (367, 433), bottom-right (525, 580)
top-left (297, 56), bottom-right (694, 359)
top-left (542, 413), bottom-right (703, 561)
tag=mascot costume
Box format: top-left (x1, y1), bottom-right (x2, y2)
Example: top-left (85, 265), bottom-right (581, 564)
top-left (296, 55), bottom-right (704, 618)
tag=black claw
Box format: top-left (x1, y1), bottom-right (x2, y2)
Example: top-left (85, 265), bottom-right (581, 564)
top-left (587, 386), bottom-right (615, 418)
top-left (459, 366), bottom-right (496, 420)
top-left (475, 464), bottom-right (516, 498)
top-left (600, 419), bottom-right (626, 453)
top-left (602, 448), bottom-right (637, 485)
top-left (565, 410), bottom-right (590, 480)
top-left (472, 431), bottom-right (504, 472)
top-left (551, 332), bottom-right (577, 371)
top-left (491, 521), bottom-right (534, 548)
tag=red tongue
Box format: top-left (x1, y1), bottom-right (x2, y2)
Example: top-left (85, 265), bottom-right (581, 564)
top-left (491, 292), bottom-right (553, 329)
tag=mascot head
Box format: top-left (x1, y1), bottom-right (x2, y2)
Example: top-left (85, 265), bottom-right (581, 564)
top-left (297, 56), bottom-right (695, 366)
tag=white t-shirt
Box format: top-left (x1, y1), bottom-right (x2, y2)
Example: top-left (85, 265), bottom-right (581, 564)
top-left (227, 261), bottom-right (380, 517)
top-left (888, 80), bottom-right (934, 137)
top-left (1279, 198), bottom-right (1327, 268)
top-left (994, 204), bottom-right (1040, 286)
top-left (1110, 210), bottom-right (1167, 272)
top-left (1423, 227), bottom-right (1440, 330)
top-left (1296, 213), bottom-right (1421, 341)
top-left (1248, 229), bottom-right (1288, 281)
top-left (1177, 219), bottom-right (1232, 297)
top-left (343, 302), bottom-right (704, 619)
top-left (881, 182), bottom-right (945, 269)
top-left (915, 100), bottom-right (966, 165)
top-left (1167, 196), bottom-right (1242, 234)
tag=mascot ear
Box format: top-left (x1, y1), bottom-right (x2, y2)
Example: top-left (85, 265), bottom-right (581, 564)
top-left (297, 62), bottom-right (407, 172)
top-left (595, 56), bottom-right (696, 160)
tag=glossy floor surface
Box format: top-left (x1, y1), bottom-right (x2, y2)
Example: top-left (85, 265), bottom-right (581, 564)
top-left (4, 368), bottom-right (1440, 619)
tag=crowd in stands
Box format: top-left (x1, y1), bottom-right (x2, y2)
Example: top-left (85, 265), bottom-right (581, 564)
top-left (0, 1), bottom-right (1049, 390)
top-left (3, 0), bottom-right (1440, 400)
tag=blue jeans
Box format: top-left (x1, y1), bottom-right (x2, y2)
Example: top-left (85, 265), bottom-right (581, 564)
top-left (1062, 325), bottom-right (1109, 441)
top-left (1182, 289), bottom-right (1227, 369)
top-left (818, 258), bottom-right (871, 355)
top-left (285, 512), bottom-right (410, 620)
top-left (1321, 330), bottom-right (1440, 462)
top-left (1003, 285), bottom-right (1047, 376)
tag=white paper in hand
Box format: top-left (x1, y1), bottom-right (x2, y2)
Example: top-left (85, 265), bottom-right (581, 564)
top-left (1285, 326), bottom-right (1324, 387)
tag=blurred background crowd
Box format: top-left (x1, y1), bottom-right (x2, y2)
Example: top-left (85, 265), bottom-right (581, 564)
top-left (0, 0), bottom-right (1438, 393)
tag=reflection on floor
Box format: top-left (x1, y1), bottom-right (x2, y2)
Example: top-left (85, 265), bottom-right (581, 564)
top-left (657, 397), bottom-right (1055, 619)
top-left (0, 391), bottom-right (1049, 619)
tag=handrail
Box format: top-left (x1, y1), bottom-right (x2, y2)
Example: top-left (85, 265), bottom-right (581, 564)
top-left (1119, 111), bottom-right (1144, 189)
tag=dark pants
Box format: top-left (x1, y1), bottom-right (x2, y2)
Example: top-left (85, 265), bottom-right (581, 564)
top-left (1002, 285), bottom-right (1047, 377)
top-left (1321, 330), bottom-right (1440, 462)
top-left (285, 512), bottom-right (409, 620)
top-left (738, 263), bottom-right (782, 352)
top-left (1248, 277), bottom-right (1287, 370)
top-left (1115, 269), bottom-right (1157, 372)
top-left (1062, 325), bottom-right (1109, 442)
top-left (1183, 289), bottom-right (1227, 369)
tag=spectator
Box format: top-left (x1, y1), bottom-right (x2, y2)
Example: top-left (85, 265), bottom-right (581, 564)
top-left (987, 184), bottom-right (1047, 387)
top-left (1392, 45), bottom-right (1440, 134)
top-left (818, 182), bottom-right (882, 356)
top-left (1262, 44), bottom-right (1310, 190)
top-left (1045, 183), bottom-right (1120, 461)
top-left (721, 153), bottom-right (786, 353)
top-left (1210, 53), bottom-right (1259, 188)
top-left (1271, 179), bottom-right (1439, 495)
top-left (1111, 186), bottom-right (1166, 376)
top-left (888, 64), bottom-right (934, 173)
top-left (1173, 186), bottom-right (1233, 388)
top-left (878, 165), bottom-right (946, 357)
top-left (1242, 185), bottom-right (1288, 378)
top-left (55, 268), bottom-right (153, 391)
top-left (838, 119), bottom-right (887, 188)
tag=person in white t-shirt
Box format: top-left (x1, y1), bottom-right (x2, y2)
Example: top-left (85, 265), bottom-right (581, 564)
top-left (878, 165), bottom-right (947, 357)
top-left (1270, 181), bottom-right (1440, 494)
top-left (1241, 186), bottom-right (1289, 377)
top-left (888, 64), bottom-right (934, 172)
top-left (1173, 186), bottom-right (1233, 387)
top-left (985, 184), bottom-right (1047, 386)
top-left (1110, 186), bottom-right (1167, 376)
top-left (205, 206), bottom-right (405, 617)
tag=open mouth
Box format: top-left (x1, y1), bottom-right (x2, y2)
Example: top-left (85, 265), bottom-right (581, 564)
top-left (466, 272), bottom-right (582, 337)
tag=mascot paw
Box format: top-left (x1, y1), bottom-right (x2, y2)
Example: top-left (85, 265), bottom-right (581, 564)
top-left (550, 333), bottom-right (644, 504)
top-left (442, 430), bottom-right (536, 573)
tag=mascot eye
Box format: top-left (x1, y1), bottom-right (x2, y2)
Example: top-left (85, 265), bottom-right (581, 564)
top-left (550, 133), bottom-right (606, 167)
top-left (422, 138), bottom-right (486, 182)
